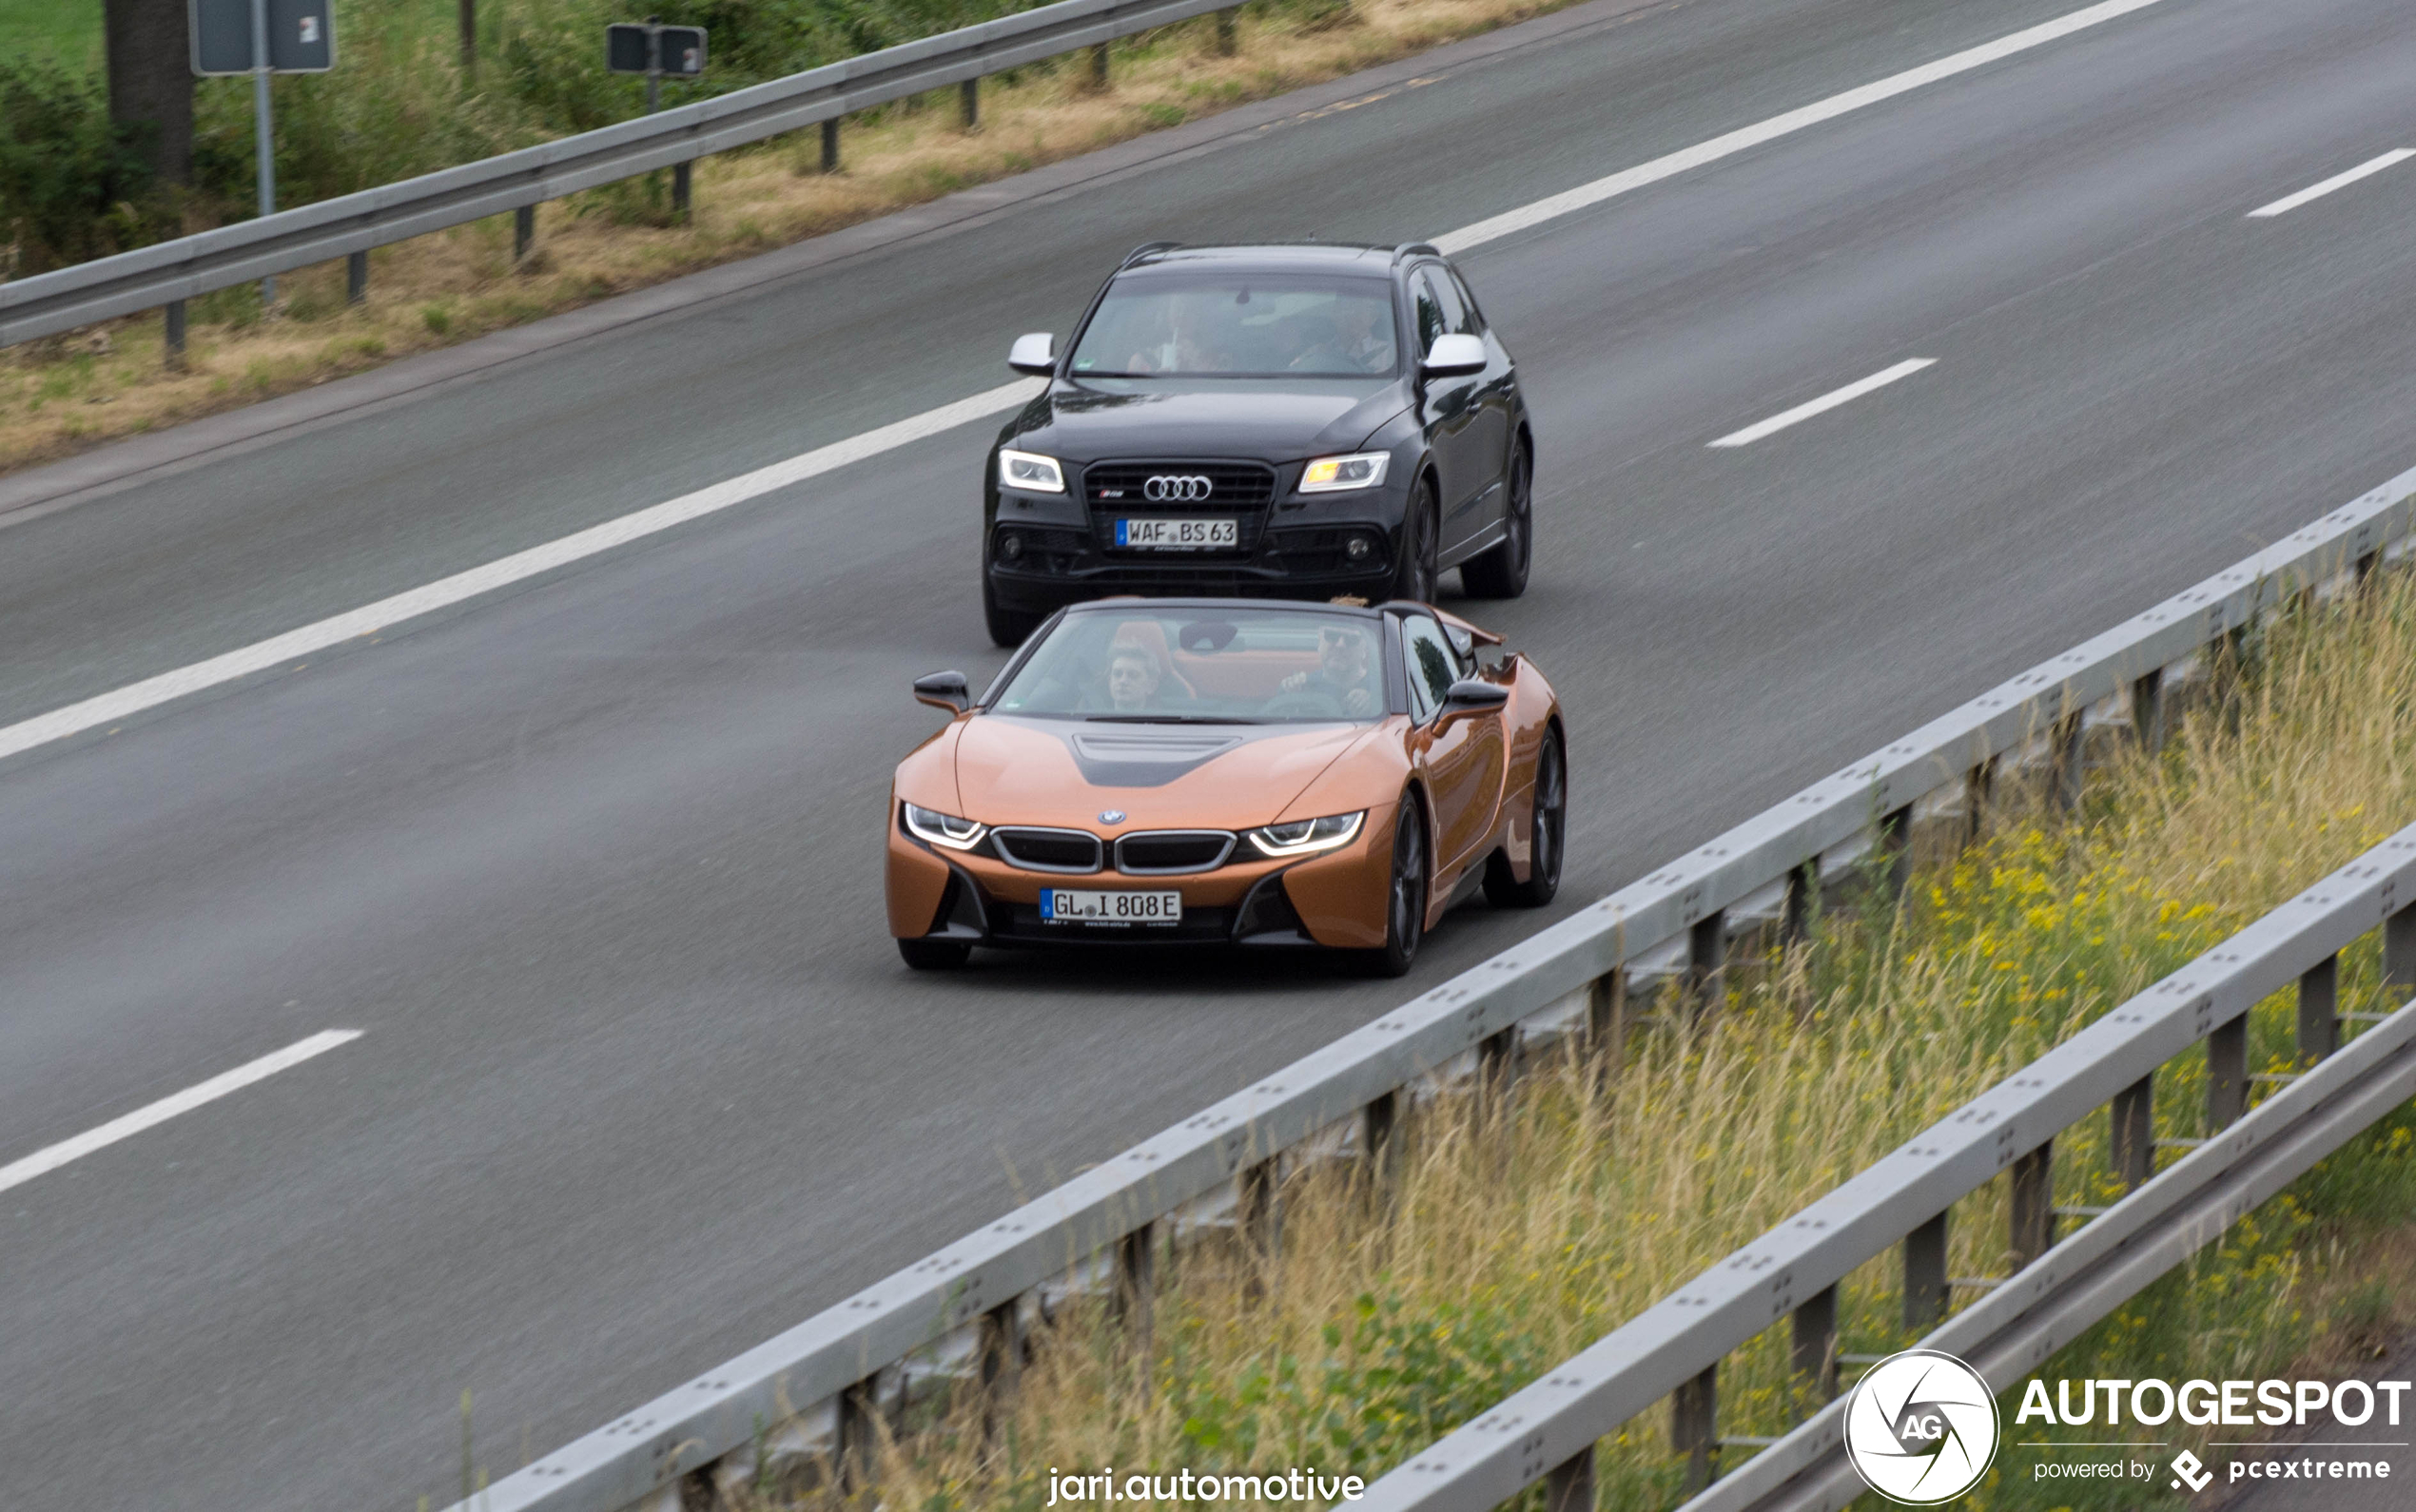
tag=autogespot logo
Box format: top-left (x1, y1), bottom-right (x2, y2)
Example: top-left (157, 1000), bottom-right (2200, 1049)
top-left (1844, 1349), bottom-right (2002, 1504)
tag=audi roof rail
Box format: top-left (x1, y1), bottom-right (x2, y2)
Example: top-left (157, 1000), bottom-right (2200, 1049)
top-left (1120, 241), bottom-right (1184, 267)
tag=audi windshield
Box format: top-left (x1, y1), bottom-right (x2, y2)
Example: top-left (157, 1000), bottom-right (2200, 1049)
top-left (1067, 275), bottom-right (1399, 378)
top-left (991, 608), bottom-right (1389, 723)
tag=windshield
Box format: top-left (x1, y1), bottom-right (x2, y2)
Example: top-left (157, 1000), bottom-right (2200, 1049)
top-left (1068, 274), bottom-right (1399, 378)
top-left (992, 609), bottom-right (1389, 723)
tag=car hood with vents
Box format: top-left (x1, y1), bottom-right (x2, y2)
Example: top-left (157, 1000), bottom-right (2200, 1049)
top-left (948, 715), bottom-right (1383, 829)
top-left (1001, 379), bottom-right (1410, 466)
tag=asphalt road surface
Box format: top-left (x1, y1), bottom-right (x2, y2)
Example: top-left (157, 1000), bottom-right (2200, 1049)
top-left (6, 0), bottom-right (2416, 1505)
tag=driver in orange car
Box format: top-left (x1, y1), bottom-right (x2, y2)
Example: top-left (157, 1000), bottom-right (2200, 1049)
top-left (1276, 622), bottom-right (1380, 716)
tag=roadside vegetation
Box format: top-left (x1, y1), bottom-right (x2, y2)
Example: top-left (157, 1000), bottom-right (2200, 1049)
top-left (0, 0), bottom-right (1584, 475)
top-left (650, 563), bottom-right (2416, 1511)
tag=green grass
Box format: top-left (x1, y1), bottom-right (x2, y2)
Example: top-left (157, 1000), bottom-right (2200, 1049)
top-left (0, 0), bottom-right (102, 69)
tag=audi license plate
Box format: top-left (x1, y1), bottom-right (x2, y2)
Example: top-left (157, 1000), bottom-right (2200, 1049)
top-left (1116, 518), bottom-right (1237, 550)
top-left (1040, 888), bottom-right (1182, 925)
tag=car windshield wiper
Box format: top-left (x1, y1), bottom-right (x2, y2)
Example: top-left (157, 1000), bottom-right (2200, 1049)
top-left (1084, 714), bottom-right (1262, 725)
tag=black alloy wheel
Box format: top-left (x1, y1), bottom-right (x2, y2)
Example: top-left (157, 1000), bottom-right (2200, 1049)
top-left (983, 569), bottom-right (1042, 649)
top-left (1391, 475), bottom-right (1439, 604)
top-left (1486, 726), bottom-right (1565, 908)
top-left (898, 937), bottom-right (973, 970)
top-left (1363, 797), bottom-right (1429, 977)
top-left (1460, 438), bottom-right (1532, 599)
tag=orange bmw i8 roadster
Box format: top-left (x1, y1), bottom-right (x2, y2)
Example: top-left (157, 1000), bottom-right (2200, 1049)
top-left (887, 598), bottom-right (1564, 974)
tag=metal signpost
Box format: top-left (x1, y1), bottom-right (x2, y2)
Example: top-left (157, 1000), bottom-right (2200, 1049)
top-left (606, 19), bottom-right (708, 216)
top-left (191, 0), bottom-right (335, 305)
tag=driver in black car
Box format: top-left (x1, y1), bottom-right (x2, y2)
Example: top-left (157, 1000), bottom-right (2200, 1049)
top-left (1276, 624), bottom-right (1379, 716)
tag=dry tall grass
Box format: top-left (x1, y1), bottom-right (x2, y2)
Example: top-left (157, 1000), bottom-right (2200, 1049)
top-left (696, 566), bottom-right (2416, 1511)
top-left (0, 0), bottom-right (1593, 476)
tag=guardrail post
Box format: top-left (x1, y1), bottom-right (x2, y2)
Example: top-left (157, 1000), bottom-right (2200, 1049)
top-left (1964, 758), bottom-right (1997, 844)
top-left (1239, 1158), bottom-right (1277, 1302)
top-left (836, 1378), bottom-right (881, 1494)
top-left (1792, 1283), bottom-right (1839, 1406)
top-left (672, 162), bottom-right (693, 220)
top-left (1587, 967), bottom-right (1627, 1081)
top-left (1782, 860), bottom-right (1817, 945)
top-left (2010, 1140), bottom-right (2055, 1266)
top-left (512, 206), bottom-right (534, 263)
top-left (1880, 803), bottom-right (1914, 899)
top-left (1687, 910), bottom-right (1725, 1022)
top-left (1543, 1444), bottom-right (1594, 1512)
top-left (2051, 712), bottom-right (2085, 811)
top-left (1115, 1221), bottom-right (1156, 1396)
top-left (2113, 1074), bottom-right (2153, 1191)
top-left (1477, 1023), bottom-right (1516, 1106)
top-left (1216, 6), bottom-right (1237, 54)
top-left (978, 1297), bottom-right (1021, 1442)
top-left (2209, 1015), bottom-right (2249, 1129)
top-left (2299, 954), bottom-right (2340, 1064)
top-left (960, 77), bottom-right (980, 130)
top-left (163, 300), bottom-right (187, 371)
top-left (820, 117), bottom-right (841, 173)
top-left (2387, 900), bottom-right (2416, 996)
top-left (2357, 547), bottom-right (2383, 587)
top-left (2131, 669), bottom-right (2165, 755)
top-left (345, 251), bottom-right (368, 303)
top-left (1090, 42), bottom-right (1110, 90)
top-left (1362, 1090), bottom-right (1400, 1211)
top-left (1672, 1363), bottom-right (1718, 1493)
top-left (1904, 1212), bottom-right (1948, 1330)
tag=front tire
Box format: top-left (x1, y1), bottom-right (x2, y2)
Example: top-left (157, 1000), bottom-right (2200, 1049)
top-left (984, 572), bottom-right (1042, 649)
top-left (898, 938), bottom-right (972, 971)
top-left (1359, 798), bottom-right (1429, 977)
top-left (1390, 475), bottom-right (1439, 605)
top-left (1485, 726), bottom-right (1565, 908)
top-left (1460, 438), bottom-right (1532, 600)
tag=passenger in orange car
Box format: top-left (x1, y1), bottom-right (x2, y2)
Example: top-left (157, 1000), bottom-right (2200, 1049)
top-left (1277, 623), bottom-right (1379, 716)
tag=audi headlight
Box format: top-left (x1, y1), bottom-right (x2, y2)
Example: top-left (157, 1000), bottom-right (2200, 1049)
top-left (903, 803), bottom-right (987, 850)
top-left (1297, 453), bottom-right (1391, 494)
top-left (998, 449), bottom-right (1066, 494)
top-left (1247, 811), bottom-right (1366, 858)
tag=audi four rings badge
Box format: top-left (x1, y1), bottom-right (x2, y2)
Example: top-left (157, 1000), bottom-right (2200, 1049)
top-left (1143, 475), bottom-right (1215, 502)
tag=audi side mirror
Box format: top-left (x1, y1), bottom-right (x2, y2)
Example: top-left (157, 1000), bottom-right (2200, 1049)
top-left (1439, 678), bottom-right (1510, 717)
top-left (1419, 333), bottom-right (1487, 378)
top-left (913, 670), bottom-right (971, 713)
top-left (1008, 333), bottom-right (1057, 377)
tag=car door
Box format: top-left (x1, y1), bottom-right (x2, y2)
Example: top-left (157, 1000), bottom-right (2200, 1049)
top-left (1443, 263), bottom-right (1516, 545)
top-left (1399, 612), bottom-right (1507, 881)
top-left (1413, 267), bottom-right (1486, 542)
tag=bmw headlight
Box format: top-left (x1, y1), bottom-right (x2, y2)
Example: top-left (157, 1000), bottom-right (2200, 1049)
top-left (1297, 453), bottom-right (1391, 494)
top-left (1247, 811), bottom-right (1366, 858)
top-left (998, 449), bottom-right (1066, 494)
top-left (904, 803), bottom-right (987, 850)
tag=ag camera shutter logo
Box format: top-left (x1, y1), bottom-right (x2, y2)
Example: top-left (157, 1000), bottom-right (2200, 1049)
top-left (1844, 1349), bottom-right (2001, 1503)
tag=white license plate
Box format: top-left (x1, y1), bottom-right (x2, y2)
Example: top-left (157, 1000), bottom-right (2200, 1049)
top-left (1040, 889), bottom-right (1183, 925)
top-left (1116, 517), bottom-right (1237, 550)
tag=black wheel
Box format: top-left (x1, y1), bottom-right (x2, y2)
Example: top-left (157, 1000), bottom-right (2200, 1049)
top-left (1485, 726), bottom-right (1565, 908)
top-left (1390, 475), bottom-right (1439, 605)
top-left (1460, 438), bottom-right (1532, 600)
top-left (898, 937), bottom-right (972, 970)
top-left (1359, 797), bottom-right (1429, 977)
top-left (983, 572), bottom-right (1042, 649)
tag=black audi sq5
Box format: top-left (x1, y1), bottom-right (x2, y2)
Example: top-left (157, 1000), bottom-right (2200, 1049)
top-left (979, 242), bottom-right (1533, 646)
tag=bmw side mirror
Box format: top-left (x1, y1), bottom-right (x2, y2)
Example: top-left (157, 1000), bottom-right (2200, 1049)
top-left (914, 670), bottom-right (971, 713)
top-left (1439, 678), bottom-right (1510, 717)
top-left (1419, 333), bottom-right (1487, 378)
top-left (1008, 333), bottom-right (1057, 377)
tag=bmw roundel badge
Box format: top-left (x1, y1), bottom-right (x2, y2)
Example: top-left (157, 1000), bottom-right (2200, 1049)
top-left (1100, 809), bottom-right (1126, 824)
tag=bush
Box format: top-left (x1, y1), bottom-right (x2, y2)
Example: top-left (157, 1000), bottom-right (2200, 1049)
top-left (0, 62), bottom-right (164, 276)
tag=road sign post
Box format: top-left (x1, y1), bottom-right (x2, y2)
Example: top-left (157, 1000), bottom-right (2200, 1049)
top-left (606, 19), bottom-right (707, 219)
top-left (191, 0), bottom-right (334, 307)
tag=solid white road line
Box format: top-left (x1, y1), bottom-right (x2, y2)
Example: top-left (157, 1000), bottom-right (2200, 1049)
top-left (2, 0), bottom-right (2175, 768)
top-left (2248, 149), bottom-right (2415, 219)
top-left (0, 379), bottom-right (1042, 767)
top-left (0, 1030), bottom-right (361, 1197)
top-left (1434, 0), bottom-right (2171, 253)
top-left (1707, 359), bottom-right (1937, 447)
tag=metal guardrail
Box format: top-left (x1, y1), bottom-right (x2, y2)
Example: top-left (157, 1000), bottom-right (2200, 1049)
top-left (1363, 824), bottom-right (2416, 1511)
top-left (0, 0), bottom-right (1244, 349)
top-left (438, 444), bottom-right (2416, 1512)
